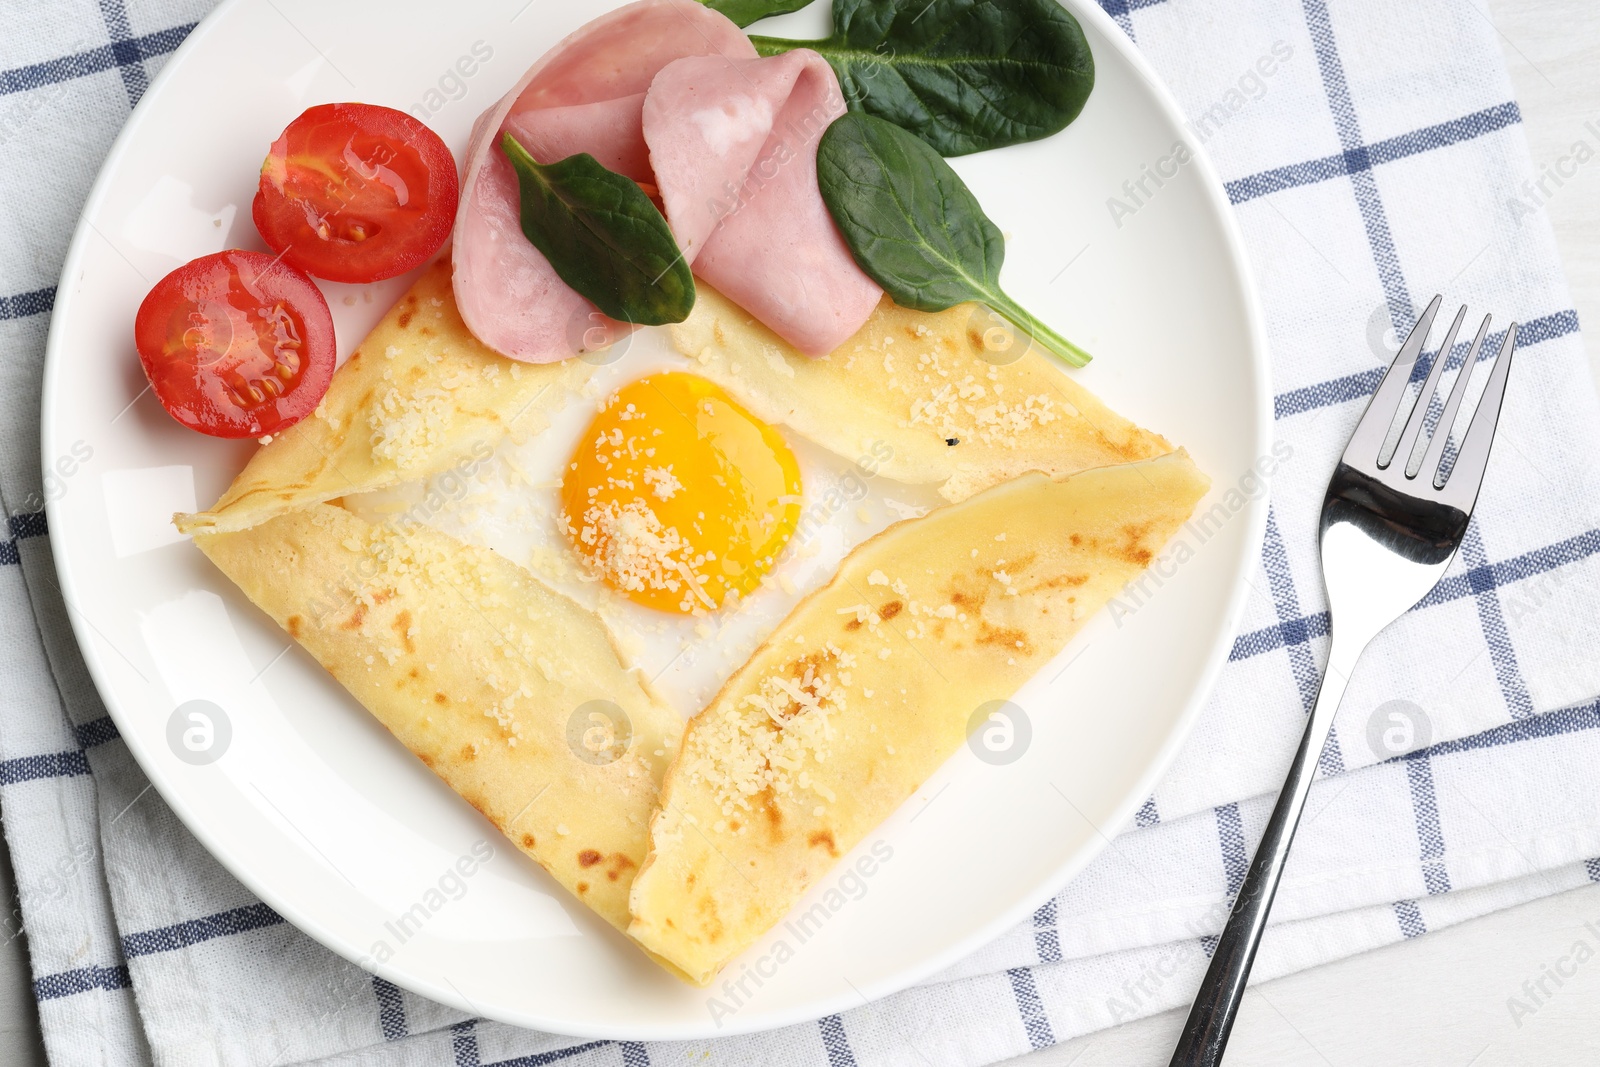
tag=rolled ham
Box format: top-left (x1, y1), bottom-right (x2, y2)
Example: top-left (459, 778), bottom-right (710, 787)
top-left (452, 0), bottom-right (881, 363)
top-left (452, 0), bottom-right (752, 363)
top-left (644, 50), bottom-right (882, 356)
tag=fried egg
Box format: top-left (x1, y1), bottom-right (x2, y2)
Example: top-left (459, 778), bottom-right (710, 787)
top-left (559, 373), bottom-right (802, 615)
top-left (345, 328), bottom-right (944, 714)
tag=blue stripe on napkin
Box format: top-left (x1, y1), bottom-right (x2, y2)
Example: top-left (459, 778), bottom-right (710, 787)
top-left (374, 976), bottom-right (407, 1041)
top-left (1226, 102), bottom-right (1523, 204)
top-left (33, 963), bottom-right (130, 1001)
top-left (0, 287), bottom-right (54, 320)
top-left (1005, 968), bottom-right (1055, 1050)
top-left (0, 24), bottom-right (192, 98)
top-left (121, 902), bottom-right (284, 958)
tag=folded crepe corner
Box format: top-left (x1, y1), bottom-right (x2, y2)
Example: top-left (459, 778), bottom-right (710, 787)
top-left (175, 262), bottom-right (677, 935)
top-left (192, 502), bottom-right (681, 931)
top-left (670, 285), bottom-right (1174, 503)
top-left (626, 451), bottom-right (1210, 984)
top-left (175, 258), bottom-right (588, 536)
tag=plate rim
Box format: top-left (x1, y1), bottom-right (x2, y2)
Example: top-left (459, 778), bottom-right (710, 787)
top-left (41, 0), bottom-right (1273, 1040)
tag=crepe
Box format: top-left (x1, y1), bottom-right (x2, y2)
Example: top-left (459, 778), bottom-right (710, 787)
top-left (176, 259), bottom-right (589, 535)
top-left (193, 502), bottom-right (680, 931)
top-left (626, 451), bottom-right (1210, 983)
top-left (672, 285), bottom-right (1173, 502)
top-left (178, 261), bottom-right (1209, 979)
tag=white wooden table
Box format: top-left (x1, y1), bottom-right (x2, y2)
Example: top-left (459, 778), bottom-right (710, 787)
top-left (0, 1), bottom-right (1594, 1062)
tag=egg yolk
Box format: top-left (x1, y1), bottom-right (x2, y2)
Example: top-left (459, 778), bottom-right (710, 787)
top-left (560, 373), bottom-right (802, 614)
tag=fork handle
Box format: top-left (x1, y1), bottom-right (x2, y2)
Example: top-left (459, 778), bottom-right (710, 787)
top-left (1166, 652), bottom-right (1355, 1067)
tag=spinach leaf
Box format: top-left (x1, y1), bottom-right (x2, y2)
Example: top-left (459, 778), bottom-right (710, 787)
top-left (817, 112), bottom-right (1089, 366)
top-left (500, 134), bottom-right (694, 326)
top-left (699, 0), bottom-right (815, 28)
top-left (752, 0), bottom-right (1094, 156)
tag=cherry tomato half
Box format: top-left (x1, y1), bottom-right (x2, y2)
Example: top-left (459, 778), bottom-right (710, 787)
top-left (252, 102), bottom-right (458, 284)
top-left (134, 250), bottom-right (335, 439)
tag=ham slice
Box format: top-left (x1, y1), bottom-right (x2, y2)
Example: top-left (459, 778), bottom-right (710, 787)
top-left (452, 0), bottom-right (752, 362)
top-left (644, 50), bottom-right (882, 356)
top-left (453, 0), bottom-right (881, 362)
top-left (503, 97), bottom-right (653, 184)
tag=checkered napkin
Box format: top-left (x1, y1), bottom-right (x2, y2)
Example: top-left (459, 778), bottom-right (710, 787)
top-left (3, 0), bottom-right (1600, 1064)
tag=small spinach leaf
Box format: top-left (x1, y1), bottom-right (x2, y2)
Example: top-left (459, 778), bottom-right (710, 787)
top-left (753, 0), bottom-right (1094, 156)
top-left (501, 134), bottom-right (694, 326)
top-left (699, 0), bottom-right (815, 28)
top-left (817, 112), bottom-right (1089, 366)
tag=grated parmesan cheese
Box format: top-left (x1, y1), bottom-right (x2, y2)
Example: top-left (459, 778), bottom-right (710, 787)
top-left (678, 654), bottom-right (847, 831)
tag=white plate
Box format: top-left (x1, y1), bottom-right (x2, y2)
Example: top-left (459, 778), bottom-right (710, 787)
top-left (41, 0), bottom-right (1270, 1040)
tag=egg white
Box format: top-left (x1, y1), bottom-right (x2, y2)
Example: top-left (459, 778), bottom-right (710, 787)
top-left (345, 325), bottom-right (945, 716)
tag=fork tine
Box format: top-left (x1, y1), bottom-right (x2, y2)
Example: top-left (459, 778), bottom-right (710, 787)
top-left (1439, 323), bottom-right (1517, 505)
top-left (1418, 313), bottom-right (1490, 487)
top-left (1342, 295), bottom-right (1441, 466)
top-left (1385, 304), bottom-right (1465, 473)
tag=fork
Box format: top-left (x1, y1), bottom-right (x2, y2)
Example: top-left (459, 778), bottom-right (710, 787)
top-left (1167, 296), bottom-right (1519, 1067)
